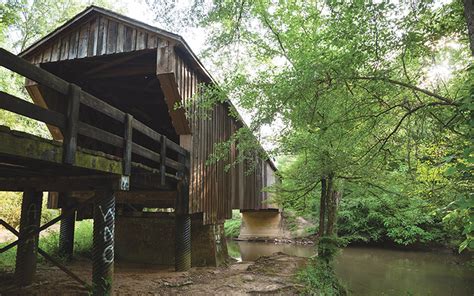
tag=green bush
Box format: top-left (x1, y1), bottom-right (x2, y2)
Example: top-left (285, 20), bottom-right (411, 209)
top-left (297, 258), bottom-right (347, 296)
top-left (224, 210), bottom-right (241, 238)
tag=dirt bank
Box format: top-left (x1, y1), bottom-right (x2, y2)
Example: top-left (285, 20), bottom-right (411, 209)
top-left (0, 253), bottom-right (306, 295)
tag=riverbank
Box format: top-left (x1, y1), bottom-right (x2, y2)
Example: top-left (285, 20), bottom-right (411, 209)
top-left (0, 253), bottom-right (306, 295)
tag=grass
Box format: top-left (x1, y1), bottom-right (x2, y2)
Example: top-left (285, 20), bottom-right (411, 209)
top-left (0, 220), bottom-right (94, 271)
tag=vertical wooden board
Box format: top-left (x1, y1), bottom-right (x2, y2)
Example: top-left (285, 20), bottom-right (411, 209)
top-left (88, 17), bottom-right (98, 56)
top-left (124, 26), bottom-right (133, 51)
top-left (78, 24), bottom-right (89, 58)
top-left (116, 23), bottom-right (125, 53)
top-left (131, 29), bottom-right (137, 51)
top-left (41, 46), bottom-right (52, 63)
top-left (51, 40), bottom-right (61, 62)
top-left (147, 34), bottom-right (158, 48)
top-left (136, 31), bottom-right (146, 50)
top-left (60, 36), bottom-right (69, 60)
top-left (106, 20), bottom-right (118, 54)
top-left (176, 58), bottom-right (181, 102)
top-left (97, 17), bottom-right (108, 55)
top-left (68, 30), bottom-right (79, 59)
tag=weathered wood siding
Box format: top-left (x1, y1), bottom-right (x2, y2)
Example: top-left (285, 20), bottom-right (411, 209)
top-left (27, 15), bottom-right (161, 64)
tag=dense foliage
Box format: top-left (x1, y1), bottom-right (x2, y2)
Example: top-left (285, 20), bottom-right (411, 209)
top-left (152, 0), bottom-right (472, 252)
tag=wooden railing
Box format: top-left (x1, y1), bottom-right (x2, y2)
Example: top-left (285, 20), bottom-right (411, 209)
top-left (0, 48), bottom-right (189, 188)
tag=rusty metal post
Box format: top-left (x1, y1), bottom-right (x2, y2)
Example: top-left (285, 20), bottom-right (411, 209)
top-left (92, 191), bottom-right (115, 295)
top-left (14, 190), bottom-right (43, 286)
top-left (59, 193), bottom-right (75, 260)
top-left (175, 151), bottom-right (191, 271)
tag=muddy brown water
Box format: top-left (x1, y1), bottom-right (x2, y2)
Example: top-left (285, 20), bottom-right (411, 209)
top-left (227, 240), bottom-right (474, 296)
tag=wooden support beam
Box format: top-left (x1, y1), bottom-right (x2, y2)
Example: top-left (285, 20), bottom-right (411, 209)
top-left (25, 79), bottom-right (64, 141)
top-left (156, 41), bottom-right (191, 135)
top-left (0, 175), bottom-right (128, 192)
top-left (63, 84), bottom-right (81, 165)
top-left (14, 191), bottom-right (43, 286)
top-left (123, 114), bottom-right (133, 176)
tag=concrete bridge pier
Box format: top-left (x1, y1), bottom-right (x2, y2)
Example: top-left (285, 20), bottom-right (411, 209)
top-left (115, 213), bottom-right (228, 268)
top-left (14, 190), bottom-right (43, 286)
top-left (238, 209), bottom-right (290, 241)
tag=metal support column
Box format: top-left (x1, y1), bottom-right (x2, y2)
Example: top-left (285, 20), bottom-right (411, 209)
top-left (58, 193), bottom-right (75, 260)
top-left (175, 214), bottom-right (191, 271)
top-left (14, 190), bottom-right (43, 286)
top-left (92, 191), bottom-right (115, 295)
top-left (175, 150), bottom-right (191, 271)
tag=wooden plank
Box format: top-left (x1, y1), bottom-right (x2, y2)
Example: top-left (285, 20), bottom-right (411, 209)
top-left (87, 17), bottom-right (98, 56)
top-left (123, 114), bottom-right (133, 176)
top-left (147, 34), bottom-right (158, 48)
top-left (136, 31), bottom-right (146, 50)
top-left (80, 91), bottom-right (125, 122)
top-left (97, 17), bottom-right (108, 55)
top-left (51, 40), bottom-right (61, 62)
top-left (0, 49), bottom-right (69, 94)
top-left (42, 46), bottom-right (52, 63)
top-left (68, 30), bottom-right (79, 59)
top-left (60, 36), bottom-right (69, 60)
top-left (132, 142), bottom-right (160, 163)
top-left (0, 175), bottom-right (125, 191)
top-left (106, 20), bottom-right (118, 54)
top-left (63, 84), bottom-right (81, 164)
top-left (124, 26), bottom-right (134, 51)
top-left (131, 119), bottom-right (187, 155)
top-left (0, 91), bottom-right (66, 128)
top-left (117, 23), bottom-right (125, 53)
top-left (78, 121), bottom-right (124, 148)
top-left (78, 24), bottom-right (89, 58)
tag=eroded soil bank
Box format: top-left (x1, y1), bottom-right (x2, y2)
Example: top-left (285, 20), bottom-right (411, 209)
top-left (0, 253), bottom-right (306, 295)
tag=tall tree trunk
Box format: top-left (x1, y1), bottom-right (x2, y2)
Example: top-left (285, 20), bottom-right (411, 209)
top-left (318, 176), bottom-right (327, 236)
top-left (325, 173), bottom-right (336, 236)
top-left (464, 0), bottom-right (474, 56)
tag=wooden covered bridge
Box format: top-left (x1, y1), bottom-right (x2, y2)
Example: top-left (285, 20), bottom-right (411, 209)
top-left (0, 6), bottom-right (278, 294)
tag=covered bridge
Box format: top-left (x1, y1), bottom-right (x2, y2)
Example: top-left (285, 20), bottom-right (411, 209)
top-left (0, 5), bottom-right (278, 294)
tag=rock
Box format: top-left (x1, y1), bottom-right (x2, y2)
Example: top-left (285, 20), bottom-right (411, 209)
top-left (242, 274), bottom-right (254, 282)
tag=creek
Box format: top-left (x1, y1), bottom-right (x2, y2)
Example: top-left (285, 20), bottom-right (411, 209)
top-left (227, 240), bottom-right (474, 295)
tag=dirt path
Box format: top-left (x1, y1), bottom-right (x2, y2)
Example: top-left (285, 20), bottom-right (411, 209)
top-left (0, 253), bottom-right (306, 295)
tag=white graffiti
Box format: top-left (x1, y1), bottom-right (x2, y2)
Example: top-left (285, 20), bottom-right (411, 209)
top-left (98, 204), bottom-right (115, 264)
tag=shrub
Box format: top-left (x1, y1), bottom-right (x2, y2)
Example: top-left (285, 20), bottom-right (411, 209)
top-left (224, 210), bottom-right (241, 238)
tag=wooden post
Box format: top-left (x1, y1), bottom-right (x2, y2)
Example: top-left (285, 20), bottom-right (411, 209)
top-left (123, 114), bottom-right (133, 176)
top-left (63, 84), bottom-right (81, 165)
top-left (160, 135), bottom-right (167, 186)
top-left (14, 191), bottom-right (43, 286)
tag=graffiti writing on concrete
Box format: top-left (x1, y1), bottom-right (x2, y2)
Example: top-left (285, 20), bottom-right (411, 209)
top-left (98, 204), bottom-right (115, 264)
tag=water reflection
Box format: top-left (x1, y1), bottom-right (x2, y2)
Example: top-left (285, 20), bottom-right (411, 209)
top-left (227, 240), bottom-right (474, 296)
